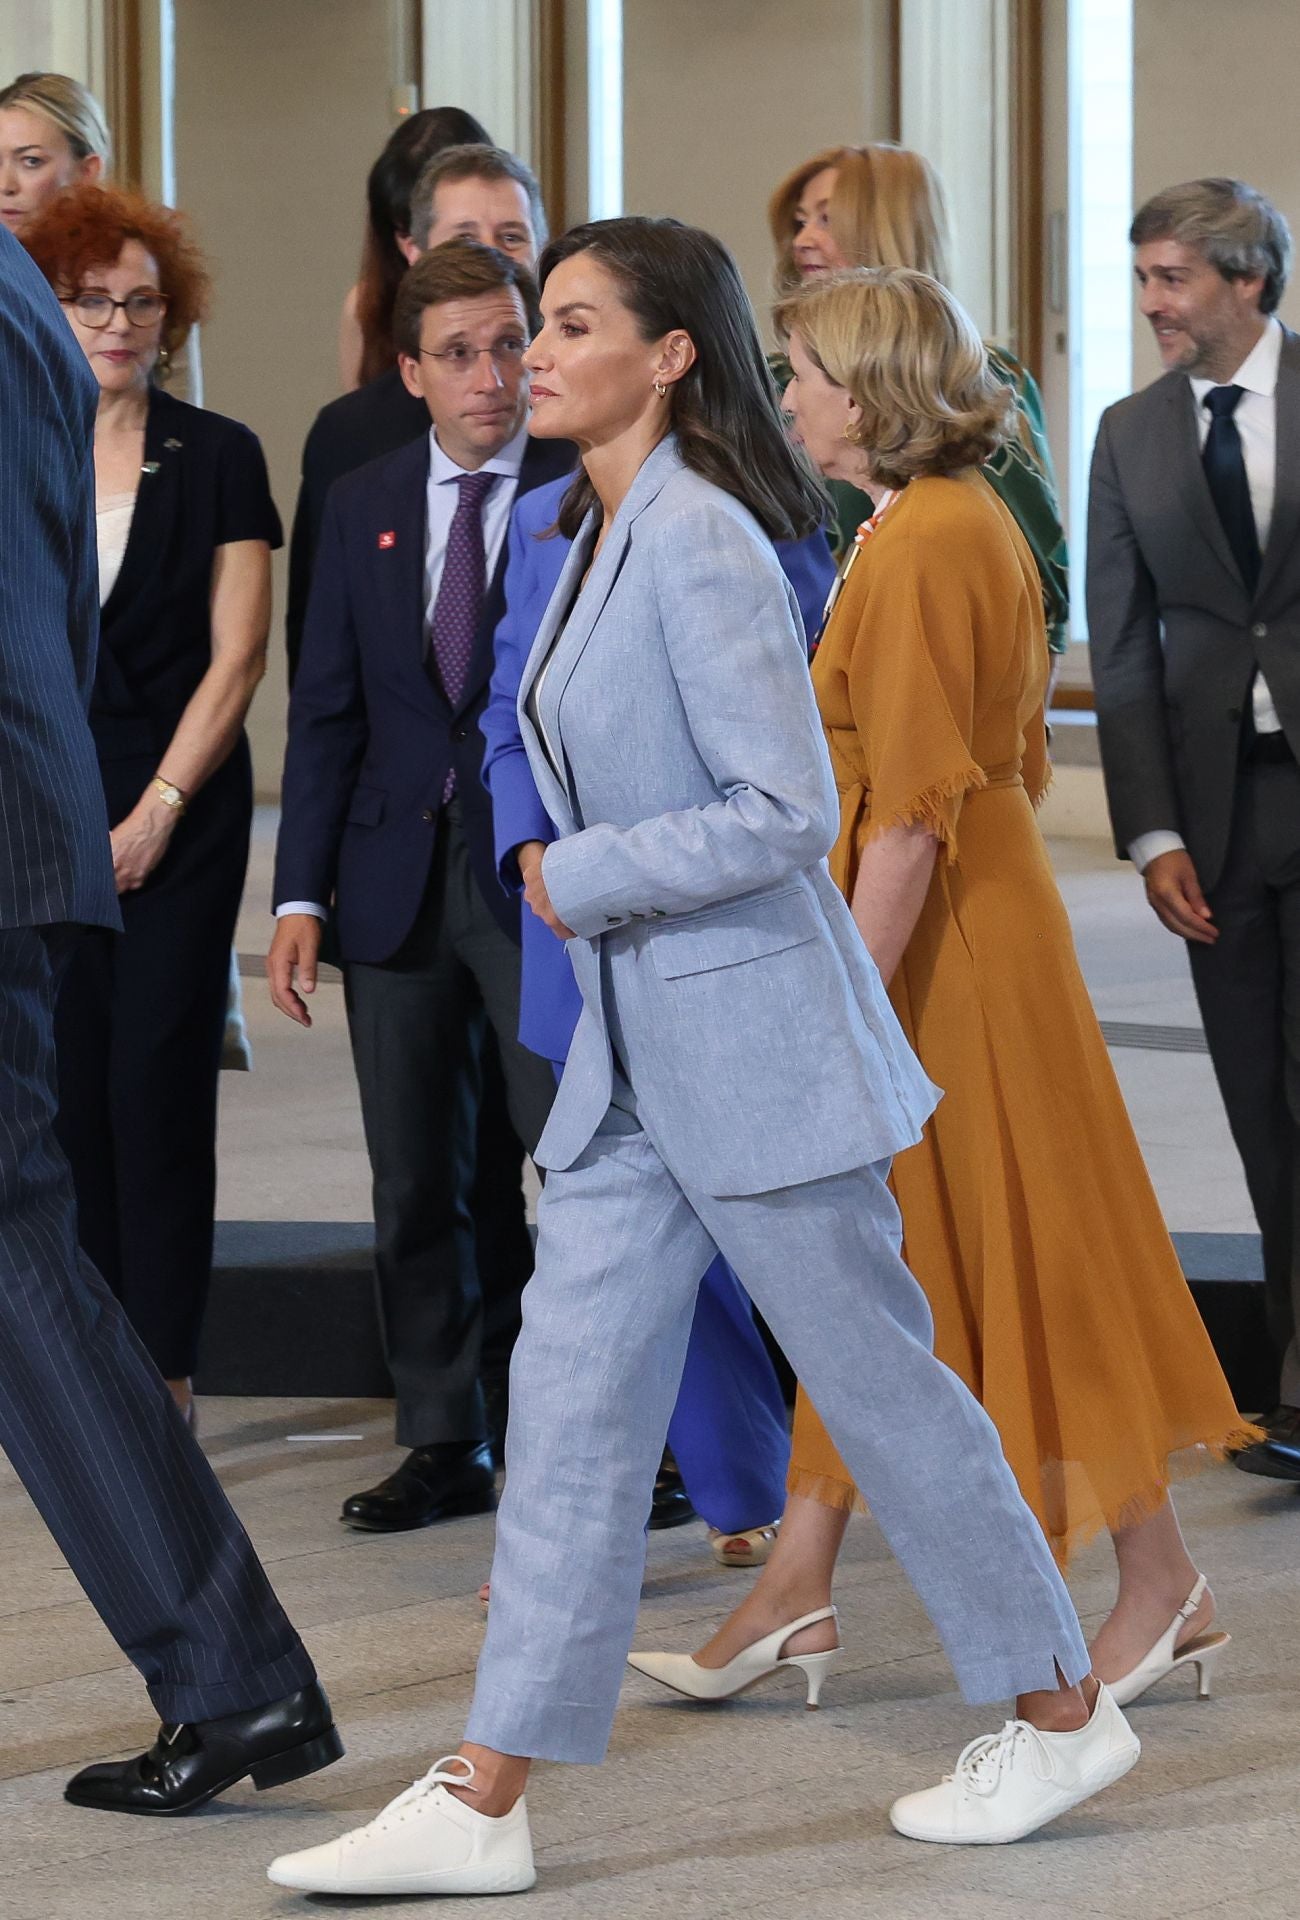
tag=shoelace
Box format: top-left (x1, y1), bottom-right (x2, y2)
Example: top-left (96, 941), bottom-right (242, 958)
top-left (369, 1754), bottom-right (479, 1829)
top-left (950, 1719), bottom-right (1053, 1798)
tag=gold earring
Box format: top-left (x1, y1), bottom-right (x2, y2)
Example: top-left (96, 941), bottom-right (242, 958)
top-left (654, 378), bottom-right (668, 398)
top-left (841, 421), bottom-right (856, 441)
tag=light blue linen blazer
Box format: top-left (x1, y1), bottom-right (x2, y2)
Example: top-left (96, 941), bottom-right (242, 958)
top-left (520, 436), bottom-right (938, 1196)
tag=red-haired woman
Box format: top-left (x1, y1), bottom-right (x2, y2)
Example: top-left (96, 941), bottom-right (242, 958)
top-left (23, 184), bottom-right (280, 1424)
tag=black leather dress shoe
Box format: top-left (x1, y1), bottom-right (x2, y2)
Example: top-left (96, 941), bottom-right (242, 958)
top-left (341, 1442), bottom-right (497, 1531)
top-left (64, 1682), bottom-right (342, 1816)
top-left (1234, 1405), bottom-right (1300, 1480)
top-left (648, 1456), bottom-right (697, 1531)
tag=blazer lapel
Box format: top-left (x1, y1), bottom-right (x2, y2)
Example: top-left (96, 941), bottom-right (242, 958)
top-left (100, 387), bottom-right (181, 633)
top-left (373, 439), bottom-right (436, 704)
top-left (1166, 375), bottom-right (1245, 592)
top-left (1258, 330), bottom-right (1300, 603)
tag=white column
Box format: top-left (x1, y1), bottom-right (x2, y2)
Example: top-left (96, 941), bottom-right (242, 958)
top-left (898, 0), bottom-right (1016, 344)
top-left (421, 0), bottom-right (536, 163)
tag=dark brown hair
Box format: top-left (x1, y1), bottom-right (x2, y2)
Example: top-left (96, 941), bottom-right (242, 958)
top-left (392, 236), bottom-right (540, 357)
top-left (21, 181), bottom-right (208, 356)
top-left (354, 106), bottom-right (491, 385)
top-left (539, 216), bottom-right (827, 542)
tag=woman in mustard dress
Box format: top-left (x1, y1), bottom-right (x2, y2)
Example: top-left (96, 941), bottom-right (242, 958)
top-left (630, 268), bottom-right (1254, 1709)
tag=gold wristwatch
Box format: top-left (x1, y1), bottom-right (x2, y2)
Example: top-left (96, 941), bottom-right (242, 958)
top-left (152, 775), bottom-right (187, 816)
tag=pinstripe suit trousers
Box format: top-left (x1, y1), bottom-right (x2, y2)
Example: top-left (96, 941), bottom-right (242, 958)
top-left (0, 926), bottom-right (315, 1721)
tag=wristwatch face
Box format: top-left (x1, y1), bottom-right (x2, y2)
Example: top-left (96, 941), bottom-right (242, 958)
top-left (155, 779), bottom-right (183, 808)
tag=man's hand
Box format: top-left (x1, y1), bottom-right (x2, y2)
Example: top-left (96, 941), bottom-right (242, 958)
top-left (267, 913), bottom-right (324, 1026)
top-left (517, 839), bottom-right (576, 940)
top-left (1143, 849), bottom-right (1218, 945)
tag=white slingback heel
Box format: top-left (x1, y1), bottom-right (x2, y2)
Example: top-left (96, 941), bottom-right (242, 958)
top-left (1108, 1575), bottom-right (1230, 1707)
top-left (627, 1606), bottom-right (841, 1709)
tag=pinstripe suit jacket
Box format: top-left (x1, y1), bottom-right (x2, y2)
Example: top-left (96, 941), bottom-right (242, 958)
top-left (0, 226), bottom-right (118, 933)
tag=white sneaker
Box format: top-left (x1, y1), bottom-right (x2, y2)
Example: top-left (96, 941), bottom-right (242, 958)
top-left (266, 1755), bottom-right (536, 1896)
top-left (889, 1683), bottom-right (1140, 1845)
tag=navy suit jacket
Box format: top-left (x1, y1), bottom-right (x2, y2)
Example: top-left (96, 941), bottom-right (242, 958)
top-left (0, 226), bottom-right (118, 934)
top-left (481, 472), bottom-right (835, 1060)
top-left (274, 428), bottom-right (575, 962)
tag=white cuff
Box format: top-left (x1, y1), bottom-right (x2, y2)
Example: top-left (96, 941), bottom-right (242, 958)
top-left (275, 900), bottom-right (327, 919)
top-left (1127, 831), bottom-right (1186, 875)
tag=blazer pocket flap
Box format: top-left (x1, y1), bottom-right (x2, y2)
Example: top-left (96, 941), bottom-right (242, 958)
top-left (346, 786), bottom-right (386, 827)
top-left (652, 889), bottom-right (819, 979)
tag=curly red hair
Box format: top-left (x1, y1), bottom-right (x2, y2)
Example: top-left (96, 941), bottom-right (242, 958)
top-left (21, 183), bottom-right (209, 354)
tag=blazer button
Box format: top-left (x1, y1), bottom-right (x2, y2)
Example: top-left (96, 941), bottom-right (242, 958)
top-left (605, 915), bottom-right (620, 926)
top-left (421, 808), bottom-right (434, 822)
top-left (1252, 622), bottom-right (1268, 639)
top-left (453, 725), bottom-right (468, 741)
top-left (652, 909), bottom-right (667, 917)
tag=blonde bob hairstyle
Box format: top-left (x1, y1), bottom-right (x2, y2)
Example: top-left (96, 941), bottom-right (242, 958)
top-left (768, 143), bottom-right (951, 296)
top-left (776, 266), bottom-right (1014, 490)
top-left (0, 70), bottom-right (112, 167)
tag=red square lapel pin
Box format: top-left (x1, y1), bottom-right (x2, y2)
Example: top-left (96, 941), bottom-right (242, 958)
top-left (378, 530), bottom-right (397, 550)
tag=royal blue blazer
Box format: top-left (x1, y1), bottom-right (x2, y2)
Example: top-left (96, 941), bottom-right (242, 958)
top-left (481, 471), bottom-right (836, 1062)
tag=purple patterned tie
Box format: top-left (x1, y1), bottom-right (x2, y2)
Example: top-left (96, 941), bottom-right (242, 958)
top-left (430, 470), bottom-right (495, 799)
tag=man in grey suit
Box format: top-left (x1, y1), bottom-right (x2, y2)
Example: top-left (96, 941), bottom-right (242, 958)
top-left (0, 223), bottom-right (342, 1811)
top-left (1088, 178), bottom-right (1300, 1474)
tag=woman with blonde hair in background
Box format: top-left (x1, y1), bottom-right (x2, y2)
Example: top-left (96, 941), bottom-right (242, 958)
top-left (768, 141), bottom-right (1070, 659)
top-left (629, 267), bottom-right (1255, 1745)
top-left (0, 69), bottom-right (110, 233)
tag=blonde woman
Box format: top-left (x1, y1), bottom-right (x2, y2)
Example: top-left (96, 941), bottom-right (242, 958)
top-left (0, 70), bottom-right (109, 234)
top-left (768, 142), bottom-right (1070, 655)
top-left (630, 268), bottom-right (1255, 1724)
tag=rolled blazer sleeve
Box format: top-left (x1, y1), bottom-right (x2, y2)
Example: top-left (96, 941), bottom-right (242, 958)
top-left (541, 503), bottom-right (839, 938)
top-left (481, 506), bottom-right (558, 889)
top-left (1086, 408), bottom-right (1182, 857)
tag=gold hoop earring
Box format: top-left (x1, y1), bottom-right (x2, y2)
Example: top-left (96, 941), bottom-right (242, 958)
top-left (654, 379), bottom-right (668, 398)
top-left (841, 420), bottom-right (856, 442)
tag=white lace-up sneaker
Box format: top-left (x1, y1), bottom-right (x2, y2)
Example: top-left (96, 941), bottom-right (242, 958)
top-left (889, 1683), bottom-right (1140, 1845)
top-left (266, 1755), bottom-right (536, 1896)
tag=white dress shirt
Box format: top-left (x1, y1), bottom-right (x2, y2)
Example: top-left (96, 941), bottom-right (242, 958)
top-left (1129, 315), bottom-right (1284, 874)
top-left (276, 422), bottom-right (530, 921)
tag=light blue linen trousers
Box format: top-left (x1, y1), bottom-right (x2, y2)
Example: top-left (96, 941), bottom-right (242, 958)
top-left (466, 1076), bottom-right (1087, 1763)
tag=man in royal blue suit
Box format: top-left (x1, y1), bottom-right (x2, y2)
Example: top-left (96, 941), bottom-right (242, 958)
top-left (0, 222), bottom-right (340, 1815)
top-left (481, 459), bottom-right (836, 1547)
top-left (270, 240), bottom-right (565, 1532)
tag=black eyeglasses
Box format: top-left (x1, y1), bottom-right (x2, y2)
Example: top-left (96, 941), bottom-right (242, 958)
top-left (60, 290), bottom-right (169, 329)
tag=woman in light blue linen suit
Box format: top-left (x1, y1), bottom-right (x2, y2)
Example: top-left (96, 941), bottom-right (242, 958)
top-left (269, 221), bottom-right (1136, 1900)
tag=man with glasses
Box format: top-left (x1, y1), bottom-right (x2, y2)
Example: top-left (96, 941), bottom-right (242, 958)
top-left (269, 241), bottom-right (569, 1533)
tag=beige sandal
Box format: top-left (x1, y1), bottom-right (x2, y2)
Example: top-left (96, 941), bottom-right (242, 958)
top-left (708, 1519), bottom-right (780, 1568)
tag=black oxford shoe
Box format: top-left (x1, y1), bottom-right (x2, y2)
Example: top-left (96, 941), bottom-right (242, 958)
top-left (1234, 1405), bottom-right (1300, 1480)
top-left (648, 1456), bottom-right (697, 1531)
top-left (341, 1442), bottom-right (497, 1532)
top-left (64, 1682), bottom-right (342, 1816)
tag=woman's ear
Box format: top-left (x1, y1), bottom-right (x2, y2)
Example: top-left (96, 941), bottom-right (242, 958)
top-left (656, 328), bottom-right (698, 389)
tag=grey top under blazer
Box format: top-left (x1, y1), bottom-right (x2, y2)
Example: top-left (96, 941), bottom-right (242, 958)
top-left (0, 225), bottom-right (118, 934)
top-left (1087, 328), bottom-right (1300, 889)
top-left (517, 436), bottom-right (938, 1196)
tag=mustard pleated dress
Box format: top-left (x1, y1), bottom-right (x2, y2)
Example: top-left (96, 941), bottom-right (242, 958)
top-left (792, 468), bottom-right (1255, 1566)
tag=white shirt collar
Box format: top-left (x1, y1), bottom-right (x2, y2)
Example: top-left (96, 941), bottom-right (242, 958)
top-left (428, 420), bottom-right (530, 486)
top-left (1189, 313), bottom-right (1283, 403)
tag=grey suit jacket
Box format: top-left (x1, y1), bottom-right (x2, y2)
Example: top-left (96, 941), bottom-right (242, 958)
top-left (0, 226), bottom-right (118, 932)
top-left (1086, 327), bottom-right (1300, 888)
top-left (518, 436), bottom-right (937, 1197)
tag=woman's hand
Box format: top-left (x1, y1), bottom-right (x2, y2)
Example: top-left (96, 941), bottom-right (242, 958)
top-left (517, 840), bottom-right (576, 940)
top-left (110, 789), bottom-right (180, 894)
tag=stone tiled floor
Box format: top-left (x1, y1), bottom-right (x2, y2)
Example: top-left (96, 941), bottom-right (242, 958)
top-left (1, 824), bottom-right (1290, 1918)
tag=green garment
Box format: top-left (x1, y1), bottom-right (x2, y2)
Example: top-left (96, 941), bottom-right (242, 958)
top-left (771, 346), bottom-right (1071, 653)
